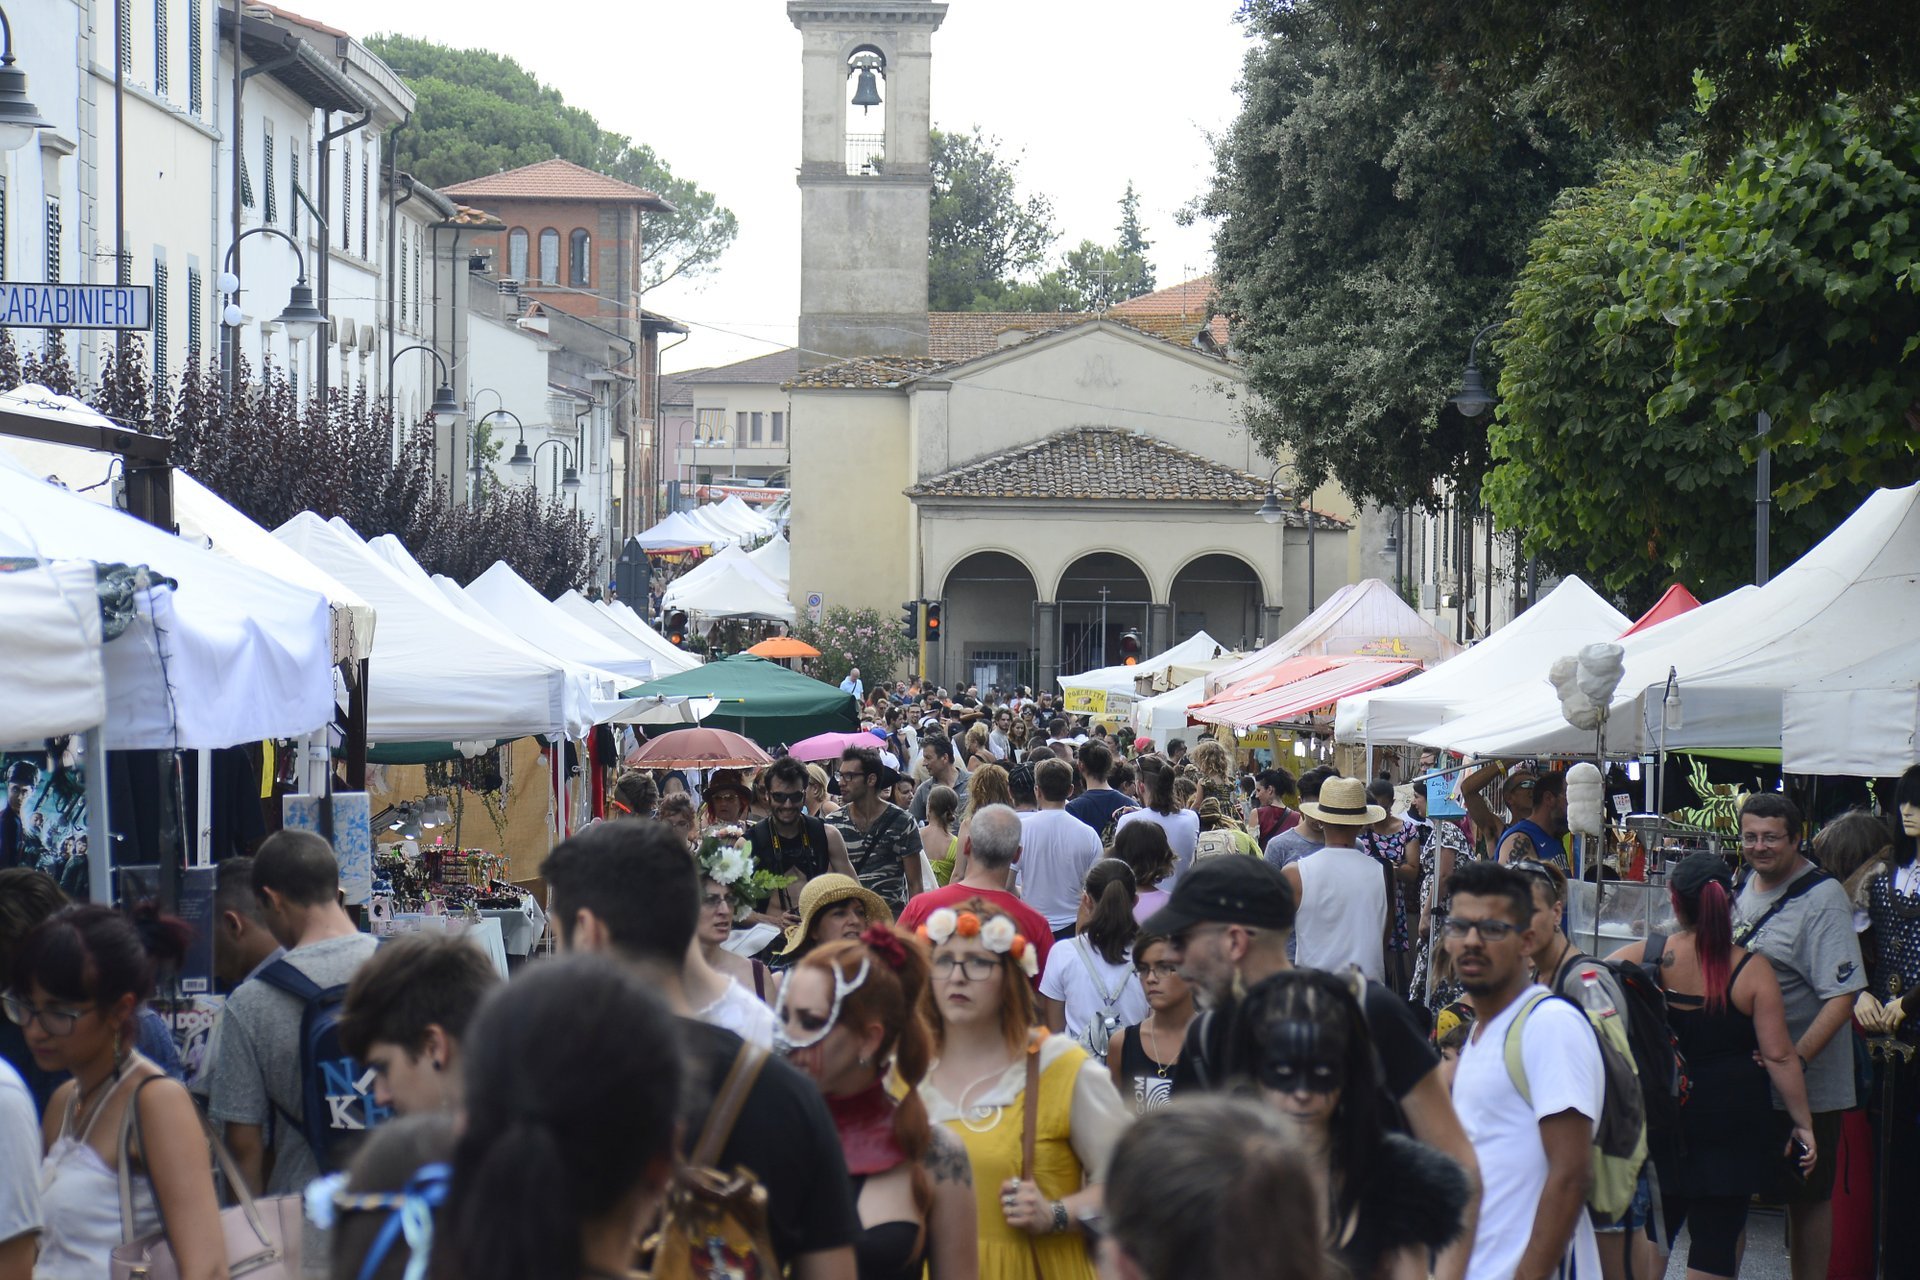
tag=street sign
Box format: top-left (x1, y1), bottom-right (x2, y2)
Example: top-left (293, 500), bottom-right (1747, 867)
top-left (0, 283), bottom-right (153, 330)
top-left (806, 592), bottom-right (824, 624)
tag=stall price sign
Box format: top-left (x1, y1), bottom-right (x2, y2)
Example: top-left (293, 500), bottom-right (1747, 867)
top-left (0, 283), bottom-right (152, 330)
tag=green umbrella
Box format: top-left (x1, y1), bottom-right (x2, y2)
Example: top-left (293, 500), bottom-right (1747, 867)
top-left (623, 653), bottom-right (858, 748)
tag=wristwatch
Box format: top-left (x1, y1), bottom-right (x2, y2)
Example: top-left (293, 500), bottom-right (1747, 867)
top-left (1050, 1201), bottom-right (1069, 1234)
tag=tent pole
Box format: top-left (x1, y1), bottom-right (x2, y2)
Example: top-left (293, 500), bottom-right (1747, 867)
top-left (195, 748), bottom-right (213, 868)
top-left (86, 729), bottom-right (113, 905)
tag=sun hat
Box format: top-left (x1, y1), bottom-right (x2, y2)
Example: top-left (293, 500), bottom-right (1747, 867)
top-left (702, 770), bottom-right (755, 807)
top-left (1298, 776), bottom-right (1387, 827)
top-left (778, 874), bottom-right (895, 956)
top-left (1141, 856), bottom-right (1296, 937)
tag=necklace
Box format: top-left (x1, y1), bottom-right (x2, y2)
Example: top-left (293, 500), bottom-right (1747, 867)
top-left (942, 1057), bottom-right (1016, 1133)
top-left (70, 1050), bottom-right (132, 1134)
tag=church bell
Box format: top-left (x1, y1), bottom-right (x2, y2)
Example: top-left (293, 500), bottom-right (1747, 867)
top-left (851, 67), bottom-right (882, 111)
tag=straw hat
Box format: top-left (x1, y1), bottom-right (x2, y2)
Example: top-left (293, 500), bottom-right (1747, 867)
top-left (778, 873), bottom-right (894, 956)
top-left (1298, 776), bottom-right (1387, 827)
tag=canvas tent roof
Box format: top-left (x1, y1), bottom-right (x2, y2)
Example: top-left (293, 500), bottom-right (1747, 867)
top-left (1783, 646), bottom-right (1920, 774)
top-left (746, 535), bottom-right (790, 591)
top-left (1623, 583), bottom-right (1703, 636)
top-left (1060, 631), bottom-right (1227, 696)
top-left (624, 653), bottom-right (855, 746)
top-left (277, 513), bottom-right (573, 743)
top-left (1205, 579), bottom-right (1461, 697)
top-left (0, 462), bottom-right (333, 751)
top-left (1191, 655), bottom-right (1421, 732)
top-left (1336, 576), bottom-right (1630, 747)
top-left (662, 546), bottom-right (795, 622)
top-left (466, 561), bottom-right (656, 683)
top-left (1414, 482), bottom-right (1920, 761)
top-left (0, 561), bottom-right (108, 748)
top-left (711, 495), bottom-right (775, 538)
top-left (553, 591), bottom-right (702, 675)
top-left (634, 509), bottom-right (728, 552)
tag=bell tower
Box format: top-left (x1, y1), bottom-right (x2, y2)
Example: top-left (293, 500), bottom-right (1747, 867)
top-left (789, 2), bottom-right (947, 364)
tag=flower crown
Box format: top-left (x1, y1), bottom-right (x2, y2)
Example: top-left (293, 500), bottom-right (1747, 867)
top-left (918, 907), bottom-right (1039, 978)
top-left (695, 828), bottom-right (793, 921)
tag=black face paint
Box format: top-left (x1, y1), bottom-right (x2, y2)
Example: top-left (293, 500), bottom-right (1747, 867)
top-left (1255, 1018), bottom-right (1345, 1096)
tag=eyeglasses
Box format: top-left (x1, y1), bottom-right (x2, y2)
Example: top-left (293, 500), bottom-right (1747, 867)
top-left (701, 892), bottom-right (729, 911)
top-left (2, 992), bottom-right (91, 1036)
top-left (1134, 961), bottom-right (1181, 979)
top-left (931, 954), bottom-right (1002, 981)
top-left (1439, 916), bottom-right (1520, 941)
top-left (837, 770), bottom-right (868, 783)
top-left (770, 790), bottom-right (806, 805)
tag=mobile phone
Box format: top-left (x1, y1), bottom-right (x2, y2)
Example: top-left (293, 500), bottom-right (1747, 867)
top-left (1787, 1138), bottom-right (1811, 1182)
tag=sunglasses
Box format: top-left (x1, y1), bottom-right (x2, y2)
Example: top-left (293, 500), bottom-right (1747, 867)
top-left (770, 790), bottom-right (806, 805)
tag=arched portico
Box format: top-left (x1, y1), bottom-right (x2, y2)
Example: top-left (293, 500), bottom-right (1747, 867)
top-left (1169, 553), bottom-right (1266, 651)
top-left (937, 551), bottom-right (1039, 693)
top-left (1055, 551), bottom-right (1152, 676)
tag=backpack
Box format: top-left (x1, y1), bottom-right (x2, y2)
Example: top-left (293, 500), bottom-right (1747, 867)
top-left (255, 958), bottom-right (388, 1174)
top-left (1502, 987), bottom-right (1648, 1223)
top-left (1616, 939), bottom-right (1692, 1161)
top-left (1192, 828), bottom-right (1243, 862)
top-left (642, 1041), bottom-right (781, 1280)
top-left (1070, 936), bottom-right (1134, 1062)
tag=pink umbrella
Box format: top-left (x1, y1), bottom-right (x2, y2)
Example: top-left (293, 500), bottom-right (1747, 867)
top-left (787, 730), bottom-right (885, 762)
top-left (626, 727), bottom-right (772, 770)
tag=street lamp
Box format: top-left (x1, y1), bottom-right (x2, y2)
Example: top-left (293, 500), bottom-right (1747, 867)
top-left (219, 228), bottom-right (326, 340)
top-left (0, 6), bottom-right (54, 152)
top-left (1253, 461), bottom-right (1316, 610)
top-left (389, 343), bottom-right (460, 417)
top-left (1448, 321), bottom-right (1501, 418)
top-left (474, 408), bottom-right (525, 502)
top-left (531, 438), bottom-right (583, 492)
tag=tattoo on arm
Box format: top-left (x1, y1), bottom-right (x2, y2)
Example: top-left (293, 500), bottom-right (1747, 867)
top-left (1660, 952), bottom-right (1676, 967)
top-left (925, 1127), bottom-right (973, 1186)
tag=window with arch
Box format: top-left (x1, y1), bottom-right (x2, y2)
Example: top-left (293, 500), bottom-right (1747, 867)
top-left (538, 228), bottom-right (560, 284)
top-left (568, 228), bottom-right (590, 286)
top-left (844, 46), bottom-right (886, 175)
top-left (508, 228), bottom-right (528, 280)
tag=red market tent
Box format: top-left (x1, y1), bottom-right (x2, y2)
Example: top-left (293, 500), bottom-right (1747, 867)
top-left (1622, 583), bottom-right (1702, 636)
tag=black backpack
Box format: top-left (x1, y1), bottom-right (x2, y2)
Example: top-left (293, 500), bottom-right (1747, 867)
top-left (256, 959), bottom-right (389, 1172)
top-left (1599, 942), bottom-right (1691, 1163)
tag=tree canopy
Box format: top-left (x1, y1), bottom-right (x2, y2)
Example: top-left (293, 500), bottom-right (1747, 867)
top-left (928, 127), bottom-right (1058, 310)
top-left (1294, 0), bottom-right (1920, 163)
top-left (1205, 1), bottom-right (1607, 505)
top-left (365, 36), bottom-right (737, 290)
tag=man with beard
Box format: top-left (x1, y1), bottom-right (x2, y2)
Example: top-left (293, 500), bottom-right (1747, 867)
top-left (1443, 860), bottom-right (1602, 1280)
top-left (826, 747), bottom-right (921, 911)
top-left (1146, 857), bottom-right (1480, 1280)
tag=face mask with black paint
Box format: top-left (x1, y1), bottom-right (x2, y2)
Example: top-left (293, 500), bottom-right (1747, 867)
top-left (1255, 1017), bottom-right (1346, 1096)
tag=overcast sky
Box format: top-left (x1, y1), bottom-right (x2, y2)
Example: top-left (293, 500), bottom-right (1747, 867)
top-left (315, 1), bottom-right (1254, 370)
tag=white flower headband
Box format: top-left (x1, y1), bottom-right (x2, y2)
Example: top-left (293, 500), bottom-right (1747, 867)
top-left (919, 907), bottom-right (1039, 978)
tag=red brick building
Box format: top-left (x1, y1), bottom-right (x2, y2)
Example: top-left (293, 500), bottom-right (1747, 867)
top-left (443, 157), bottom-right (679, 533)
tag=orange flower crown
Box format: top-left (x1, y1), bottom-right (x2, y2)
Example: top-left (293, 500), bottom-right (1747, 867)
top-left (917, 907), bottom-right (1039, 978)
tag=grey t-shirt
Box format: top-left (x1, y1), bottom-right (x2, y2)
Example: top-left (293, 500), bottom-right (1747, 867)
top-left (206, 931), bottom-right (380, 1193)
top-left (1735, 862), bottom-right (1867, 1113)
top-left (910, 769), bottom-right (970, 823)
top-left (0, 1058), bottom-right (40, 1246)
top-left (1264, 827), bottom-right (1324, 870)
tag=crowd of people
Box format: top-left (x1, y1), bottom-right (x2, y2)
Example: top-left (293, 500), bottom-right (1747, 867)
top-left (1, 676), bottom-right (1915, 1280)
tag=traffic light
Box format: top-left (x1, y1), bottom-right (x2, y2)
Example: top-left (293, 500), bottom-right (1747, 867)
top-left (923, 601), bottom-right (943, 643)
top-left (900, 600), bottom-right (921, 643)
top-left (1119, 629), bottom-right (1142, 665)
top-left (665, 609), bottom-right (689, 647)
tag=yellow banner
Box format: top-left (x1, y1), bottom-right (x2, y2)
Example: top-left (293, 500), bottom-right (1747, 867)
top-left (1061, 687), bottom-right (1108, 714)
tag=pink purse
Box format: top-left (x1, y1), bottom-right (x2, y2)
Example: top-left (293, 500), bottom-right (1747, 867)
top-left (109, 1076), bottom-right (303, 1280)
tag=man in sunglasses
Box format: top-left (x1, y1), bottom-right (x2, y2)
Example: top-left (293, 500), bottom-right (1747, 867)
top-left (1444, 860), bottom-right (1603, 1280)
top-left (744, 756), bottom-right (855, 929)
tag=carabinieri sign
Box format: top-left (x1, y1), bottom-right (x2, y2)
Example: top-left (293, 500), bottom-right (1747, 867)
top-left (0, 283), bottom-right (152, 330)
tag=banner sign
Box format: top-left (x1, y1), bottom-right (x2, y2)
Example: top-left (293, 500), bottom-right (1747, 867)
top-left (0, 283), bottom-right (153, 330)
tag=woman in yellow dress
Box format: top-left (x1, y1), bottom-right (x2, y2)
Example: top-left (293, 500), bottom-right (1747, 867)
top-left (915, 895), bottom-right (1130, 1279)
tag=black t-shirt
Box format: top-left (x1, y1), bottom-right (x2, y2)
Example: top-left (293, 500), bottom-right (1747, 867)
top-left (1171, 976), bottom-right (1438, 1104)
top-left (746, 815), bottom-right (833, 882)
top-left (678, 1019), bottom-right (861, 1267)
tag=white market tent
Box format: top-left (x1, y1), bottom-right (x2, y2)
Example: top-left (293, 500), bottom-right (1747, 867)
top-left (1061, 631), bottom-right (1227, 697)
top-left (0, 561), bottom-right (108, 748)
top-left (554, 591), bottom-right (701, 675)
top-left (0, 416), bottom-right (374, 667)
top-left (466, 561), bottom-right (657, 684)
top-left (1205, 579), bottom-right (1463, 697)
top-left (685, 506), bottom-right (746, 544)
top-left (1783, 648), bottom-right (1920, 774)
top-left (665, 544), bottom-right (787, 606)
top-left (663, 544), bottom-right (795, 621)
top-left (721, 495), bottom-right (777, 535)
top-left (747, 534), bottom-right (790, 592)
top-left (1134, 675), bottom-right (1212, 748)
top-left (0, 464), bottom-right (333, 750)
top-left (1414, 482), bottom-right (1920, 764)
top-left (634, 509), bottom-right (729, 552)
top-left (277, 513), bottom-right (573, 743)
top-left (1336, 576), bottom-right (1631, 748)
top-left (602, 600), bottom-right (705, 672)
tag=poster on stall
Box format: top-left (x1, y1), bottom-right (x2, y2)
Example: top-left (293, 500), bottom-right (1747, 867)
top-left (2, 745), bottom-right (87, 893)
top-left (281, 792), bottom-right (373, 905)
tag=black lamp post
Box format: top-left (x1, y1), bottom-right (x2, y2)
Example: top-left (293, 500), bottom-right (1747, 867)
top-left (1254, 461), bottom-right (1315, 611)
top-left (0, 5), bottom-right (54, 151)
top-left (389, 343), bottom-right (460, 417)
top-left (529, 437), bottom-right (583, 497)
top-left (474, 408), bottom-right (525, 503)
top-left (1448, 321), bottom-right (1501, 418)
top-left (219, 227), bottom-right (326, 407)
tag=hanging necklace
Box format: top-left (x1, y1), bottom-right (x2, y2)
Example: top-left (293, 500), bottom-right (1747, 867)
top-left (71, 1048), bottom-right (132, 1135)
top-left (946, 1057), bottom-right (1016, 1133)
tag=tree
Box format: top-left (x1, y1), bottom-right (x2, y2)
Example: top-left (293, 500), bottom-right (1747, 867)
top-left (928, 127), bottom-right (1058, 310)
top-left (1114, 180), bottom-right (1155, 295)
top-left (365, 36), bottom-right (738, 290)
top-left (1633, 97), bottom-right (1920, 508)
top-left (1205, 1), bottom-right (1607, 506)
top-left (1299, 0), bottom-right (1920, 163)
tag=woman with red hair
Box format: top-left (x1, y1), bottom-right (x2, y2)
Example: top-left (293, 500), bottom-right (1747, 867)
top-left (780, 924), bottom-right (978, 1280)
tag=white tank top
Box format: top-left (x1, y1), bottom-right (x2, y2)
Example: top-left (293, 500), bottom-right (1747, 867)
top-left (36, 1063), bottom-right (161, 1280)
top-left (1294, 846), bottom-right (1387, 982)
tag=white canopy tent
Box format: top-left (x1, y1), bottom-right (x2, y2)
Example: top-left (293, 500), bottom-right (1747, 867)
top-left (1205, 579), bottom-right (1463, 696)
top-left (466, 561), bottom-right (657, 683)
top-left (1133, 675), bottom-right (1212, 749)
top-left (665, 544), bottom-right (787, 606)
top-left (747, 535), bottom-right (790, 592)
top-left (717, 495), bottom-right (776, 536)
top-left (1415, 482), bottom-right (1920, 762)
top-left (1783, 647), bottom-right (1920, 774)
top-left (1060, 631), bottom-right (1227, 697)
top-left (554, 592), bottom-right (701, 675)
top-left (1337, 576), bottom-right (1631, 747)
top-left (684, 506), bottom-right (746, 545)
top-left (0, 561), bottom-right (108, 749)
top-left (634, 509), bottom-right (729, 552)
top-left (0, 465), bottom-right (333, 750)
top-left (663, 544), bottom-right (795, 622)
top-left (277, 513), bottom-right (574, 743)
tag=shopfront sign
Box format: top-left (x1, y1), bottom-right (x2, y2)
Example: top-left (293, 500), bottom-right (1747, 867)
top-left (0, 283), bottom-right (152, 330)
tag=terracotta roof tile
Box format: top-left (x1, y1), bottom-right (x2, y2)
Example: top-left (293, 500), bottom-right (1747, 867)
top-left (906, 427), bottom-right (1276, 504)
top-left (786, 355), bottom-right (951, 390)
top-left (927, 312), bottom-right (1090, 361)
top-left (1110, 275), bottom-right (1230, 348)
top-left (677, 348), bottom-right (801, 385)
top-left (441, 158), bottom-right (674, 211)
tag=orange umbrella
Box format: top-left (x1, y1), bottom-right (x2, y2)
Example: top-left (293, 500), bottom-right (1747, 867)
top-left (627, 727), bottom-right (772, 770)
top-left (746, 636), bottom-right (821, 659)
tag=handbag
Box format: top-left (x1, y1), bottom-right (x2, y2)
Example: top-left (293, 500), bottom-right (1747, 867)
top-left (111, 1075), bottom-right (303, 1280)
